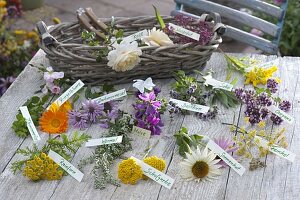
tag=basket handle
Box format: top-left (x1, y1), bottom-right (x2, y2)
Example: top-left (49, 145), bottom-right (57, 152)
top-left (36, 21), bottom-right (57, 46)
top-left (77, 8), bottom-right (106, 40)
top-left (84, 7), bottom-right (108, 33)
top-left (204, 12), bottom-right (226, 35)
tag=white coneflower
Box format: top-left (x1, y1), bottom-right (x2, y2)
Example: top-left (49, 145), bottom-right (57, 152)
top-left (180, 147), bottom-right (222, 182)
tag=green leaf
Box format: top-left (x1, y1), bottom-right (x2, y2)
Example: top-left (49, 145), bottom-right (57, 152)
top-left (102, 84), bottom-right (114, 93)
top-left (230, 77), bottom-right (238, 86)
top-left (153, 5), bottom-right (166, 29)
top-left (115, 29), bottom-right (124, 38)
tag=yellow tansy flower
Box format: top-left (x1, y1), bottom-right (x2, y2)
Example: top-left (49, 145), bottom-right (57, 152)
top-left (23, 153), bottom-right (64, 181)
top-left (142, 156), bottom-right (166, 180)
top-left (118, 158), bottom-right (143, 184)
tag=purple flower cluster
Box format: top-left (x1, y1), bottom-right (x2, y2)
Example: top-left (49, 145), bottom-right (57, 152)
top-left (165, 14), bottom-right (213, 45)
top-left (69, 99), bottom-right (119, 129)
top-left (0, 76), bottom-right (15, 95)
top-left (271, 100), bottom-right (292, 125)
top-left (267, 79), bottom-right (279, 93)
top-left (234, 82), bottom-right (292, 125)
top-left (133, 90), bottom-right (164, 135)
top-left (234, 88), bottom-right (272, 124)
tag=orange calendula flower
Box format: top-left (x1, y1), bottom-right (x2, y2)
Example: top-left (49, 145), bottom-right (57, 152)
top-left (39, 109), bottom-right (68, 134)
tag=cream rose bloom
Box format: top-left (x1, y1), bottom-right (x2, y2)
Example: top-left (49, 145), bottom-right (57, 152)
top-left (107, 40), bottom-right (142, 72)
top-left (142, 27), bottom-right (173, 46)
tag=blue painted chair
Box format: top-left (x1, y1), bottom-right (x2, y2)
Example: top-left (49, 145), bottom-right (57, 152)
top-left (172, 0), bottom-right (288, 54)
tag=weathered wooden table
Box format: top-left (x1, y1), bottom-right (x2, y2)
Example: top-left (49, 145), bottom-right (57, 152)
top-left (0, 50), bottom-right (299, 200)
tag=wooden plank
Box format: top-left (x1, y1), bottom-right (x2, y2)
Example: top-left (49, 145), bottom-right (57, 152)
top-left (157, 53), bottom-right (244, 200)
top-left (0, 79), bottom-right (87, 199)
top-left (0, 50), bottom-right (48, 173)
top-left (227, 0), bottom-right (283, 18)
top-left (175, 0), bottom-right (279, 36)
top-left (109, 79), bottom-right (185, 200)
top-left (283, 57), bottom-right (300, 200)
top-left (224, 26), bottom-right (278, 54)
top-left (49, 83), bottom-right (132, 199)
top-left (258, 57), bottom-right (300, 200)
top-left (224, 54), bottom-right (286, 200)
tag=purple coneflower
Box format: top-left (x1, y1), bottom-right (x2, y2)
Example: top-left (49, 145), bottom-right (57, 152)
top-left (69, 111), bottom-right (88, 130)
top-left (82, 99), bottom-right (104, 122)
top-left (213, 137), bottom-right (238, 167)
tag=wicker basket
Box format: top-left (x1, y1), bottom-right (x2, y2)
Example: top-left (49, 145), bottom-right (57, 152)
top-left (40, 13), bottom-right (225, 85)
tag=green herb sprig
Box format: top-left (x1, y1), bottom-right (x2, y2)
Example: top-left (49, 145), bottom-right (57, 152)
top-left (11, 131), bottom-right (90, 174)
top-left (78, 111), bottom-right (133, 189)
top-left (174, 127), bottom-right (204, 157)
top-left (12, 94), bottom-right (50, 137)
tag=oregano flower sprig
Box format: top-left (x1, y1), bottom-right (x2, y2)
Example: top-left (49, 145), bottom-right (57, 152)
top-left (234, 79), bottom-right (291, 125)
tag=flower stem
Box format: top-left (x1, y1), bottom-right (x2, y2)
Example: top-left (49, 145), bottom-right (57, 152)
top-left (143, 140), bottom-right (159, 159)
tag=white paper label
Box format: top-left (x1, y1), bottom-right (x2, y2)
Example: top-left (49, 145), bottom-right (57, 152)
top-left (254, 136), bottom-right (295, 162)
top-left (169, 98), bottom-right (210, 114)
top-left (268, 105), bottom-right (294, 124)
top-left (206, 140), bottom-right (245, 176)
top-left (205, 78), bottom-right (233, 91)
top-left (123, 30), bottom-right (148, 43)
top-left (48, 80), bottom-right (84, 109)
top-left (258, 59), bottom-right (279, 68)
top-left (131, 157), bottom-right (175, 189)
top-left (19, 106), bottom-right (41, 142)
top-left (245, 59), bottom-right (279, 72)
top-left (48, 150), bottom-right (84, 182)
top-left (131, 126), bottom-right (151, 139)
top-left (93, 89), bottom-right (127, 104)
top-left (168, 23), bottom-right (200, 41)
top-left (85, 135), bottom-right (123, 147)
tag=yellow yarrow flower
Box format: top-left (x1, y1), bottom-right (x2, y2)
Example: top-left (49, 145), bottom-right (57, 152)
top-left (118, 158), bottom-right (143, 184)
top-left (23, 153), bottom-right (63, 181)
top-left (142, 156), bottom-right (166, 180)
top-left (244, 66), bottom-right (278, 87)
top-left (244, 117), bottom-right (250, 123)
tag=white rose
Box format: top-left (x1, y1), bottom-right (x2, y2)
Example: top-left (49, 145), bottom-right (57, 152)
top-left (107, 40), bottom-right (142, 72)
top-left (142, 27), bottom-right (173, 47)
